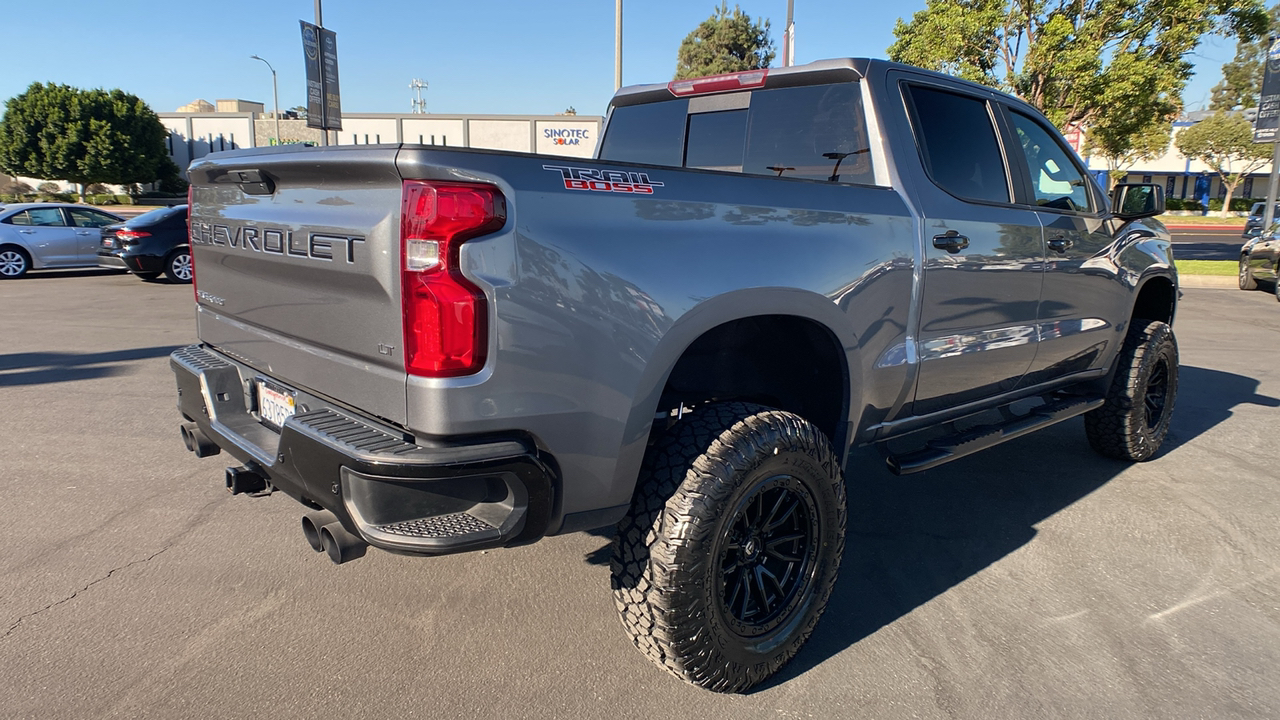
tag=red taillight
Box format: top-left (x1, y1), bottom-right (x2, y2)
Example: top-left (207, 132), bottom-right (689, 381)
top-left (188, 186), bottom-right (197, 299)
top-left (116, 229), bottom-right (151, 242)
top-left (667, 69), bottom-right (768, 97)
top-left (401, 180), bottom-right (505, 377)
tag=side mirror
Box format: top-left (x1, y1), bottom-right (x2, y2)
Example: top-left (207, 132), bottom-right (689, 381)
top-left (1111, 183), bottom-right (1165, 221)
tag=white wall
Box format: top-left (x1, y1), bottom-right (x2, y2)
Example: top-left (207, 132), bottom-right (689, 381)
top-left (337, 118), bottom-right (400, 146)
top-left (402, 118), bottom-right (465, 146)
top-left (469, 120), bottom-right (532, 153)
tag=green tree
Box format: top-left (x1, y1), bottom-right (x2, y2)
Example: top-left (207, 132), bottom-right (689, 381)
top-left (1210, 4), bottom-right (1280, 111)
top-left (888, 1), bottom-right (1268, 133)
top-left (0, 82), bottom-right (174, 198)
top-left (1175, 112), bottom-right (1272, 216)
top-left (674, 3), bottom-right (775, 80)
top-left (1087, 121), bottom-right (1174, 190)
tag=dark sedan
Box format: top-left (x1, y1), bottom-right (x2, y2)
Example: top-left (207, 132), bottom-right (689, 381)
top-left (98, 205), bottom-right (191, 283)
top-left (1239, 233), bottom-right (1280, 300)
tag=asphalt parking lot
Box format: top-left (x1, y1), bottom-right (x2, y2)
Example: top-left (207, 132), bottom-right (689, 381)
top-left (1, 271), bottom-right (1278, 719)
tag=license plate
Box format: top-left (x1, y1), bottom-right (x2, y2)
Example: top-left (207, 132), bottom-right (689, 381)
top-left (256, 379), bottom-right (296, 431)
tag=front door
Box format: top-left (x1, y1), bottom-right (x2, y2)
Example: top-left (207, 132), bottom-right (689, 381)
top-left (4, 208), bottom-right (79, 267)
top-left (1002, 109), bottom-right (1131, 385)
top-left (894, 80), bottom-right (1046, 416)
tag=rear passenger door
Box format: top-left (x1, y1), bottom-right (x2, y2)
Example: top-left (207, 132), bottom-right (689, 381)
top-left (65, 208), bottom-right (120, 263)
top-left (4, 208), bottom-right (79, 267)
top-left (1000, 108), bottom-right (1128, 384)
top-left (891, 77), bottom-right (1046, 415)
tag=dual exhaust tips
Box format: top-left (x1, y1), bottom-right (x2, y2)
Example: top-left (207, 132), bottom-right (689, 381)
top-left (301, 510), bottom-right (367, 565)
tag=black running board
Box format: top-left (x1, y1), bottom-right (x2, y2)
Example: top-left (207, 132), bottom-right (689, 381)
top-left (883, 396), bottom-right (1105, 475)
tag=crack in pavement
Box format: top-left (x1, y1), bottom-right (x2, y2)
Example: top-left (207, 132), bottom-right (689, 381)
top-left (2, 547), bottom-right (169, 641)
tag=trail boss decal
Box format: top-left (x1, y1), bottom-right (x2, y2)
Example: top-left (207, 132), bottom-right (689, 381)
top-left (542, 165), bottom-right (664, 195)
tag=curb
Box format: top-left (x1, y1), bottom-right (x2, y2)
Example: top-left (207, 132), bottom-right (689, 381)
top-left (1179, 275), bottom-right (1238, 289)
top-left (1164, 225), bottom-right (1246, 232)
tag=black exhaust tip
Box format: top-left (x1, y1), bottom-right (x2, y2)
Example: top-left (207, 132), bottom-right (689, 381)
top-left (319, 522), bottom-right (367, 565)
top-left (301, 510), bottom-right (337, 552)
top-left (180, 422), bottom-right (221, 457)
top-left (225, 466), bottom-right (268, 495)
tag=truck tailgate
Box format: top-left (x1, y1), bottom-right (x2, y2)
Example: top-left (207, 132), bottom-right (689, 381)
top-left (187, 145), bottom-right (408, 426)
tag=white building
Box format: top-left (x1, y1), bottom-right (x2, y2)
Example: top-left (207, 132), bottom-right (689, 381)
top-left (158, 110), bottom-right (603, 176)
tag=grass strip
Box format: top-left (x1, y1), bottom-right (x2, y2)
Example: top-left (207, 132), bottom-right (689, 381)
top-left (1175, 259), bottom-right (1237, 276)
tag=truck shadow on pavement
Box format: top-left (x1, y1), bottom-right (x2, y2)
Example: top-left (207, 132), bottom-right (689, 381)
top-left (577, 365), bottom-right (1278, 689)
top-left (0, 346), bottom-right (181, 387)
top-left (759, 363), bottom-right (1278, 690)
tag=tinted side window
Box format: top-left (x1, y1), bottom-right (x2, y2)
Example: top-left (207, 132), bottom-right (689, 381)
top-left (1009, 111), bottom-right (1091, 212)
top-left (744, 83), bottom-right (873, 183)
top-left (68, 208), bottom-right (119, 228)
top-left (685, 110), bottom-right (748, 172)
top-left (8, 208), bottom-right (67, 227)
top-left (598, 99), bottom-right (689, 167)
top-left (906, 85), bottom-right (1010, 204)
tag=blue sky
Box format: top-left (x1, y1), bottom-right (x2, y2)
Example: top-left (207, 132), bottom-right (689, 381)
top-left (0, 0), bottom-right (1249, 118)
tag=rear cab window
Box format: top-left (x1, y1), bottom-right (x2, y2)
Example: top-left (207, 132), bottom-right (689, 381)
top-left (599, 81), bottom-right (877, 186)
top-left (903, 84), bottom-right (1011, 205)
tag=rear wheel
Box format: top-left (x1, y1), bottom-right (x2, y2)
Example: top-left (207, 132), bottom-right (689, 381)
top-left (1239, 255), bottom-right (1257, 290)
top-left (0, 246), bottom-right (30, 278)
top-left (1085, 320), bottom-right (1178, 461)
top-left (164, 250), bottom-right (192, 284)
top-left (611, 402), bottom-right (846, 693)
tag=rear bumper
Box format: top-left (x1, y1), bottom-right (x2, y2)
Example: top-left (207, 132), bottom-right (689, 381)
top-left (170, 344), bottom-right (556, 555)
top-left (98, 248), bottom-right (164, 273)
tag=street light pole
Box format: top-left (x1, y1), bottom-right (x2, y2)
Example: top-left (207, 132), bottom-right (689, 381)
top-left (615, 0), bottom-right (622, 91)
top-left (250, 55), bottom-right (281, 146)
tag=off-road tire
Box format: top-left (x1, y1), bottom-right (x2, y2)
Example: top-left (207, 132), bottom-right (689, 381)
top-left (164, 249), bottom-right (193, 284)
top-left (0, 246), bottom-right (31, 279)
top-left (611, 402), bottom-right (846, 693)
top-left (1085, 320), bottom-right (1178, 461)
top-left (1239, 256), bottom-right (1258, 291)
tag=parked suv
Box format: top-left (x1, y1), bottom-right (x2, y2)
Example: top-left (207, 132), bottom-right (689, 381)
top-left (97, 204), bottom-right (191, 283)
top-left (1242, 202), bottom-right (1279, 238)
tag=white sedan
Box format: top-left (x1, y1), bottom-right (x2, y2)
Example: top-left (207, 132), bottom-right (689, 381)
top-left (0, 203), bottom-right (125, 278)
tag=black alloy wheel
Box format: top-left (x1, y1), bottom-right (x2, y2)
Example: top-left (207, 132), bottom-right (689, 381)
top-left (611, 402), bottom-right (846, 693)
top-left (717, 477), bottom-right (820, 638)
top-left (1084, 319), bottom-right (1178, 461)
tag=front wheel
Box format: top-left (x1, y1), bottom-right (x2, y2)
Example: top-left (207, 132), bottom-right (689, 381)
top-left (164, 250), bottom-right (192, 284)
top-left (611, 402), bottom-right (846, 693)
top-left (1084, 320), bottom-right (1178, 461)
top-left (1239, 256), bottom-right (1258, 290)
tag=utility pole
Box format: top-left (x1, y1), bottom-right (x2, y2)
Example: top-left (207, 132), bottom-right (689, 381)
top-left (783, 0), bottom-right (795, 67)
top-left (410, 79), bottom-right (428, 113)
top-left (615, 0), bottom-right (623, 91)
top-left (315, 0), bottom-right (328, 145)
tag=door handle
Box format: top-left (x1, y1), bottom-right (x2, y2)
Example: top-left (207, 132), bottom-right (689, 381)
top-left (18, 229), bottom-right (34, 234)
top-left (1048, 235), bottom-right (1073, 253)
top-left (932, 230), bottom-right (970, 253)
top-left (77, 231), bottom-right (95, 235)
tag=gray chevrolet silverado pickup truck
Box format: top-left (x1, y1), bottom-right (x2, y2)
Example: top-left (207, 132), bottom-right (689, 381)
top-left (172, 58), bottom-right (1178, 692)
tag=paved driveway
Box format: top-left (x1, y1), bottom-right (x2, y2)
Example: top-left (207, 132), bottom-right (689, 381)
top-left (1, 272), bottom-right (1277, 719)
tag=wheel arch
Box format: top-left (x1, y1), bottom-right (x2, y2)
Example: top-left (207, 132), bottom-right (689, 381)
top-left (1132, 272), bottom-right (1177, 326)
top-left (602, 288), bottom-right (860, 522)
top-left (0, 242), bottom-right (37, 270)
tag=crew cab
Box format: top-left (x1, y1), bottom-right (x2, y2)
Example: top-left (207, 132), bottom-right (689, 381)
top-left (171, 59), bottom-right (1178, 693)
